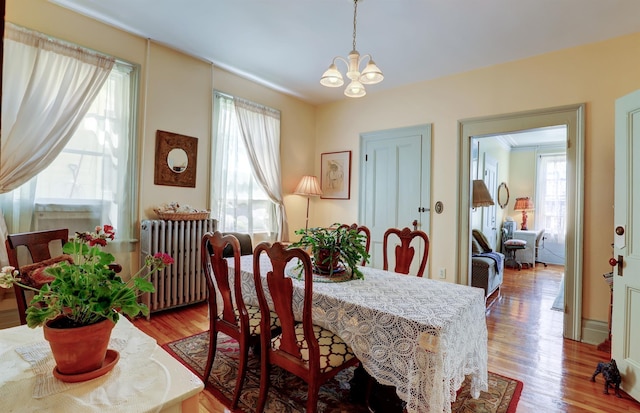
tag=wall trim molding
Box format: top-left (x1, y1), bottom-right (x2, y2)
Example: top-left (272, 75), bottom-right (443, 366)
top-left (581, 319), bottom-right (609, 346)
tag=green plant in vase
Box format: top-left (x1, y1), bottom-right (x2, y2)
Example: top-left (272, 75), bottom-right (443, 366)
top-left (290, 224), bottom-right (369, 279)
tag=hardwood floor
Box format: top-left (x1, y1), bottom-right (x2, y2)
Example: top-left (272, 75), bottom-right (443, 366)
top-left (133, 264), bottom-right (640, 413)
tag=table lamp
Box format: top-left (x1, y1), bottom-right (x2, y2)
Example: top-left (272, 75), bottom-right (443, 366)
top-left (514, 197), bottom-right (534, 230)
top-left (294, 175), bottom-right (323, 230)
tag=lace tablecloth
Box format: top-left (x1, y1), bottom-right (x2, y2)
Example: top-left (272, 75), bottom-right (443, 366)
top-left (0, 317), bottom-right (203, 413)
top-left (232, 254), bottom-right (488, 413)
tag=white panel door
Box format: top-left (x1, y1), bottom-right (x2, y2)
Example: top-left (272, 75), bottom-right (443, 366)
top-left (360, 125), bottom-right (431, 274)
top-left (613, 89), bottom-right (640, 401)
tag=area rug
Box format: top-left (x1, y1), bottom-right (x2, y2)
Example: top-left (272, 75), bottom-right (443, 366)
top-left (163, 332), bottom-right (522, 413)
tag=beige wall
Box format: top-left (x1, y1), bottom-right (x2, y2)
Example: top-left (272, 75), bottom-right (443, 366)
top-left (7, 0), bottom-right (317, 260)
top-left (8, 0), bottom-right (637, 325)
top-left (474, 139), bottom-right (511, 236)
top-left (315, 33), bottom-right (640, 324)
top-left (507, 150), bottom-right (537, 228)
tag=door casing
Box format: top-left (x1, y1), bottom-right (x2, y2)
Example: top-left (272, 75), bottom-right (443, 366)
top-left (457, 104), bottom-right (585, 341)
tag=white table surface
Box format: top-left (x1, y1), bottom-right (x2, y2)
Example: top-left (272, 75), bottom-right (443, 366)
top-left (231, 254), bottom-right (489, 413)
top-left (0, 316), bottom-right (203, 413)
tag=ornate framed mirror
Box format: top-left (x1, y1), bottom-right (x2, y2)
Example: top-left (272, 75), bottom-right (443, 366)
top-left (154, 130), bottom-right (198, 187)
top-left (497, 182), bottom-right (509, 209)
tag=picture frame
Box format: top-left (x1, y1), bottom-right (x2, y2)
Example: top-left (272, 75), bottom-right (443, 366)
top-left (154, 130), bottom-right (198, 188)
top-left (320, 150), bottom-right (351, 199)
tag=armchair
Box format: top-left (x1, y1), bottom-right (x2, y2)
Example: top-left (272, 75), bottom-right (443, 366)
top-left (470, 229), bottom-right (504, 298)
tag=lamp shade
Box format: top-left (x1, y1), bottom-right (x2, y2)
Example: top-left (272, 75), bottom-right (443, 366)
top-left (514, 197), bottom-right (534, 211)
top-left (294, 175), bottom-right (323, 196)
top-left (472, 180), bottom-right (494, 207)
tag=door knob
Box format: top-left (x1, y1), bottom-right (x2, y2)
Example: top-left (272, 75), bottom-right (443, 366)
top-left (412, 219), bottom-right (418, 230)
top-left (615, 226), bottom-right (624, 236)
top-left (610, 255), bottom-right (624, 276)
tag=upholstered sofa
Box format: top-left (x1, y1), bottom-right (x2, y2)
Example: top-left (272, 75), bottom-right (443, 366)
top-left (470, 229), bottom-right (504, 298)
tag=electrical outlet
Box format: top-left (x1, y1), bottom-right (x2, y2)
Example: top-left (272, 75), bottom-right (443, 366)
top-left (438, 268), bottom-right (446, 279)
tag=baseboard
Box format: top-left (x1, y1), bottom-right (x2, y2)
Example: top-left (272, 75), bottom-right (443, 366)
top-left (581, 319), bottom-right (609, 346)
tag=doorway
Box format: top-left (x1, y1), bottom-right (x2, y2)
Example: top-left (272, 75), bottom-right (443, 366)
top-left (457, 104), bottom-right (585, 341)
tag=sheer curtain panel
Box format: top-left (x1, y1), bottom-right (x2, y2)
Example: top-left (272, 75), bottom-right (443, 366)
top-left (212, 92), bottom-right (288, 242)
top-left (1, 23), bottom-right (114, 193)
top-left (234, 97), bottom-right (288, 241)
top-left (0, 23), bottom-right (116, 265)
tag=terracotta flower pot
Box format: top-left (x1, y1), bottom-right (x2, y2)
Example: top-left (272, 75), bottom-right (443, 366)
top-left (314, 249), bottom-right (342, 274)
top-left (43, 318), bottom-right (116, 375)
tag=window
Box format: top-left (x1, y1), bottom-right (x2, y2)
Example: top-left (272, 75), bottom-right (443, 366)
top-left (536, 153), bottom-right (566, 244)
top-left (212, 92), bottom-right (281, 241)
top-left (3, 63), bottom-right (138, 240)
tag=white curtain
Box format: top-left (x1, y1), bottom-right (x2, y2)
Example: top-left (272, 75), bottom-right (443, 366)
top-left (0, 23), bottom-right (115, 264)
top-left (536, 153), bottom-right (566, 244)
top-left (1, 23), bottom-right (115, 192)
top-left (234, 97), bottom-right (288, 241)
top-left (212, 92), bottom-right (288, 242)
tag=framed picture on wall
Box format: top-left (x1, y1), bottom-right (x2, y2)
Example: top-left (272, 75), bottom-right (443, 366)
top-left (320, 151), bottom-right (351, 199)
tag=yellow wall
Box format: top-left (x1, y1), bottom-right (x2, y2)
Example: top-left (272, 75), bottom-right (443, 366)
top-left (8, 0), bottom-right (637, 325)
top-left (507, 151), bottom-right (537, 228)
top-left (315, 33), bottom-right (640, 323)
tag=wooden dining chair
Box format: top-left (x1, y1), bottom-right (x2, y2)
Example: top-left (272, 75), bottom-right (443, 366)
top-left (201, 231), bottom-right (279, 409)
top-left (252, 242), bottom-right (359, 413)
top-left (383, 227), bottom-right (430, 277)
top-left (6, 228), bottom-right (70, 325)
top-left (338, 223), bottom-right (371, 266)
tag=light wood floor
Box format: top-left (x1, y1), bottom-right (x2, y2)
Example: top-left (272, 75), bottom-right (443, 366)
top-left (133, 264), bottom-right (640, 413)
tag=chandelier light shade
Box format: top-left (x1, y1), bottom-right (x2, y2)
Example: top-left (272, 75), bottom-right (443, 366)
top-left (294, 175), bottom-right (323, 230)
top-left (514, 196), bottom-right (535, 230)
top-left (472, 180), bottom-right (495, 208)
top-left (320, 0), bottom-right (383, 98)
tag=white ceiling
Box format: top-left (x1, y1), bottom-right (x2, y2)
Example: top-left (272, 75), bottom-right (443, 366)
top-left (51, 0), bottom-right (640, 105)
top-left (494, 126), bottom-right (567, 149)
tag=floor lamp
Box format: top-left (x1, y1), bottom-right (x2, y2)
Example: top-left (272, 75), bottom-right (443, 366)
top-left (294, 175), bottom-right (323, 230)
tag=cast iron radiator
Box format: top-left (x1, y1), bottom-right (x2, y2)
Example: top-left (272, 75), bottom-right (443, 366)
top-left (140, 219), bottom-right (217, 314)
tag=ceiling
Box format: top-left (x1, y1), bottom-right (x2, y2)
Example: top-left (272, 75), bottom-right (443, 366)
top-left (493, 126), bottom-right (567, 149)
top-left (51, 0), bottom-right (640, 105)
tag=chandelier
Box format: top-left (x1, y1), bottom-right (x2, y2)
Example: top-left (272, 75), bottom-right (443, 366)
top-left (320, 0), bottom-right (383, 98)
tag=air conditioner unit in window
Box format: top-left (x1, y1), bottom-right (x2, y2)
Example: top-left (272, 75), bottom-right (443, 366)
top-left (34, 202), bottom-right (103, 235)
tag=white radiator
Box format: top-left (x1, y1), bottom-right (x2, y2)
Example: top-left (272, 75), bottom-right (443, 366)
top-left (140, 219), bottom-right (217, 313)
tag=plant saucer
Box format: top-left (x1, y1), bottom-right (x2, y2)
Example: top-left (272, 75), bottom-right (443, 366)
top-left (53, 349), bottom-right (119, 383)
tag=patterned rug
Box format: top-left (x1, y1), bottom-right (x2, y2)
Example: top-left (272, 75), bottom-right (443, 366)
top-left (163, 331), bottom-right (522, 413)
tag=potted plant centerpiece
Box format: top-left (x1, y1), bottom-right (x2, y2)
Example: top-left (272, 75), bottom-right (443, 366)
top-left (290, 224), bottom-right (369, 279)
top-left (0, 225), bottom-right (173, 380)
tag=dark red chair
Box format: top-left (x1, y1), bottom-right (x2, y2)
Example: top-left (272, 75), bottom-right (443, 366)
top-left (253, 242), bottom-right (359, 413)
top-left (6, 228), bottom-right (70, 325)
top-left (383, 227), bottom-right (430, 277)
top-left (201, 231), bottom-right (278, 409)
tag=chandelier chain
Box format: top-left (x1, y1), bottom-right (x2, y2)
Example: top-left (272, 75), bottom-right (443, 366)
top-left (352, 0), bottom-right (358, 52)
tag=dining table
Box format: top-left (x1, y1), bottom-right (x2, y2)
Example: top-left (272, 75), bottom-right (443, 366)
top-left (0, 316), bottom-right (204, 413)
top-left (229, 253), bottom-right (489, 413)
